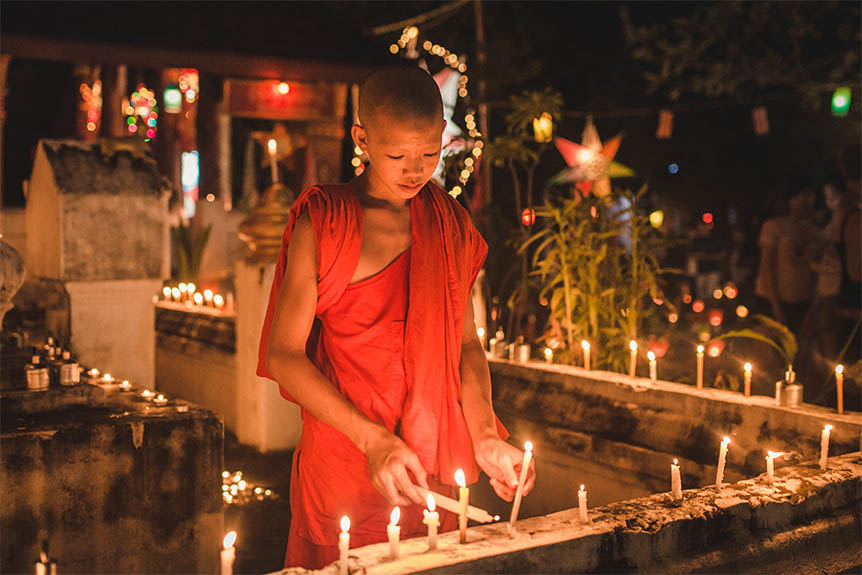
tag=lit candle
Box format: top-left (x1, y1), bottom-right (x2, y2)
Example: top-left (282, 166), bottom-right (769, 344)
top-left (267, 139), bottom-right (279, 184)
top-left (193, 292), bottom-right (203, 306)
top-left (153, 394), bottom-right (168, 405)
top-left (214, 294), bottom-right (225, 310)
top-left (648, 351), bottom-right (657, 381)
top-left (88, 368), bottom-right (100, 378)
top-left (102, 373), bottom-right (114, 383)
top-left (543, 347), bottom-right (553, 364)
top-left (629, 340), bottom-right (638, 377)
top-left (715, 436), bottom-right (730, 489)
top-left (477, 326), bottom-right (486, 350)
top-left (119, 380), bottom-right (131, 391)
top-left (743, 362), bottom-right (752, 397)
top-left (582, 340), bottom-right (591, 370)
top-left (414, 486), bottom-right (496, 523)
top-left (455, 468), bottom-right (469, 543)
top-left (765, 451), bottom-right (775, 486)
top-left (220, 531), bottom-right (236, 575)
top-left (141, 389), bottom-right (155, 400)
top-left (508, 441), bottom-right (533, 526)
top-left (339, 516), bottom-right (350, 575)
top-left (578, 484), bottom-right (588, 523)
top-left (171, 287), bottom-right (181, 302)
top-left (35, 550), bottom-right (49, 575)
top-left (819, 425), bottom-right (832, 469)
top-left (836, 365), bottom-right (844, 414)
top-left (386, 506), bottom-right (400, 559)
top-left (671, 458), bottom-right (682, 500)
top-left (187, 283), bottom-right (196, 297)
top-left (204, 289), bottom-right (214, 306)
top-left (178, 283), bottom-right (187, 302)
top-left (162, 286), bottom-right (171, 300)
top-left (696, 345), bottom-right (704, 389)
top-left (422, 494), bottom-right (439, 550)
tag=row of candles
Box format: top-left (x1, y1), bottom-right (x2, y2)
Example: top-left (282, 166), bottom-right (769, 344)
top-left (247, 423), bottom-right (834, 575)
top-left (85, 368), bottom-right (188, 412)
top-left (160, 282), bottom-right (229, 310)
top-left (532, 337), bottom-right (848, 415)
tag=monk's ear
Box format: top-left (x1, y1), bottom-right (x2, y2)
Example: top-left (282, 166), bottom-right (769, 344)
top-left (351, 124), bottom-right (368, 153)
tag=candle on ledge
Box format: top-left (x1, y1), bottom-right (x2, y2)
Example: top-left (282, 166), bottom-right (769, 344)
top-left (204, 289), bottom-right (214, 306)
top-left (455, 468), bottom-right (469, 543)
top-left (696, 345), bottom-right (704, 389)
top-left (387, 507), bottom-right (400, 559)
top-left (629, 340), bottom-right (638, 377)
top-left (220, 531), bottom-right (236, 575)
top-left (422, 494), bottom-right (439, 550)
top-left (267, 139), bottom-right (279, 184)
top-left (141, 389), bottom-right (155, 400)
top-left (187, 283), bottom-right (196, 297)
top-left (102, 373), bottom-right (114, 384)
top-left (171, 287), bottom-right (181, 302)
top-left (578, 484), bottom-right (588, 523)
top-left (193, 292), bottom-right (203, 306)
top-left (178, 283), bottom-right (187, 301)
top-left (35, 550), bottom-right (49, 575)
top-left (543, 347), bottom-right (553, 364)
top-left (153, 394), bottom-right (168, 405)
top-left (509, 441), bottom-right (533, 526)
top-left (339, 516), bottom-right (350, 575)
top-left (835, 365), bottom-right (844, 414)
top-left (743, 362), bottom-right (752, 397)
top-left (766, 451), bottom-right (775, 486)
top-left (477, 326), bottom-right (487, 350)
top-left (162, 286), bottom-right (171, 300)
top-left (648, 351), bottom-right (657, 381)
top-left (119, 380), bottom-right (131, 391)
top-left (214, 294), bottom-right (225, 310)
top-left (582, 340), bottom-right (591, 370)
top-left (671, 458), bottom-right (682, 500)
top-left (715, 436), bottom-right (730, 489)
top-left (819, 425), bottom-right (832, 469)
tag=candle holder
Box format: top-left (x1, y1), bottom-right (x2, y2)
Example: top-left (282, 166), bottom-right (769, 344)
top-left (238, 182), bottom-right (295, 264)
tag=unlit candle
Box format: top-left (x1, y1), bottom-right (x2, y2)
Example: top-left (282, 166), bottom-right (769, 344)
top-left (715, 436), bottom-right (730, 488)
top-left (671, 459), bottom-right (682, 500)
top-left (819, 425), bottom-right (832, 469)
top-left (578, 484), bottom-right (588, 523)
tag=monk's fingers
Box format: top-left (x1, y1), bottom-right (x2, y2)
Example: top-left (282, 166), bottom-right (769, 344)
top-left (497, 451), bottom-right (520, 488)
top-left (380, 473), bottom-right (408, 507)
top-left (393, 465), bottom-right (425, 505)
top-left (402, 450), bottom-right (428, 490)
top-left (489, 477), bottom-right (515, 502)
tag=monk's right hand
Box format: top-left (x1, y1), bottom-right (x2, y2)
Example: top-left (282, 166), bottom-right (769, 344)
top-left (365, 429), bottom-right (428, 506)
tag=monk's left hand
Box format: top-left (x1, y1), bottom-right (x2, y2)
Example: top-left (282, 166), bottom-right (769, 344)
top-left (474, 436), bottom-right (536, 502)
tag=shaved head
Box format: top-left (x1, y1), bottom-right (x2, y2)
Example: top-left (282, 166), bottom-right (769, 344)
top-left (358, 66), bottom-right (443, 129)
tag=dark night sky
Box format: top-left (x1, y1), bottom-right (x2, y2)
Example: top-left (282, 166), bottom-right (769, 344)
top-left (2, 1), bottom-right (859, 221)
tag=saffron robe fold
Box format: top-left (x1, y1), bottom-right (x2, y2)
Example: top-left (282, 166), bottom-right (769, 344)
top-left (257, 182), bottom-right (507, 549)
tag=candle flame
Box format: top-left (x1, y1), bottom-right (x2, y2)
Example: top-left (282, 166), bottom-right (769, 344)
top-left (836, 364), bottom-right (844, 375)
top-left (477, 327), bottom-right (485, 338)
top-left (524, 440), bottom-right (533, 452)
top-left (162, 286), bottom-right (171, 296)
top-left (697, 344), bottom-right (704, 353)
top-left (268, 139), bottom-right (277, 152)
top-left (579, 484), bottom-right (585, 492)
top-left (647, 351), bottom-right (656, 361)
top-left (204, 289), bottom-right (213, 300)
top-left (722, 436), bottom-right (731, 444)
top-left (454, 468), bottom-right (466, 488)
top-left (629, 340), bottom-right (637, 351)
top-left (426, 493), bottom-right (436, 512)
top-left (767, 451), bottom-right (775, 458)
top-left (744, 362), bottom-right (752, 373)
top-left (223, 531), bottom-right (237, 549)
top-left (187, 283), bottom-right (196, 293)
top-left (179, 283), bottom-right (187, 293)
top-left (824, 424), bottom-right (832, 431)
top-left (390, 506), bottom-right (400, 526)
top-left (581, 340), bottom-right (590, 351)
top-left (340, 516), bottom-right (350, 532)
top-left (673, 458), bottom-right (678, 465)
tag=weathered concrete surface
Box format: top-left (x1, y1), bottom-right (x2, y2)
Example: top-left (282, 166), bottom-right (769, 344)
top-left (271, 453), bottom-right (861, 574)
top-left (0, 383), bottom-right (223, 574)
top-left (489, 359), bottom-right (862, 490)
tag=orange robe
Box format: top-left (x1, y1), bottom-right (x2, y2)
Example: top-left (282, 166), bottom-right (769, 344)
top-left (257, 182), bottom-right (507, 568)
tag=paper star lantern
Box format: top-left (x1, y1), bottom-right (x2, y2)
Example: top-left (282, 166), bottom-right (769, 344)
top-left (550, 117), bottom-right (633, 198)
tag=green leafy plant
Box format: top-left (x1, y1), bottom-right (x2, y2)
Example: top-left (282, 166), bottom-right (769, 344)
top-left (171, 221), bottom-right (212, 283)
top-left (714, 314), bottom-right (798, 371)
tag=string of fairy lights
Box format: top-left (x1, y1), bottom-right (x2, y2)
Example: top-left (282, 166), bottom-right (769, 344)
top-left (351, 25), bottom-right (484, 199)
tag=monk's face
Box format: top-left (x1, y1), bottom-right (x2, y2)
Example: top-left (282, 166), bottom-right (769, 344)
top-left (352, 113), bottom-right (445, 201)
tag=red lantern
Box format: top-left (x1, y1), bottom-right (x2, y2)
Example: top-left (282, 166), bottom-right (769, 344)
top-left (521, 208), bottom-right (536, 226)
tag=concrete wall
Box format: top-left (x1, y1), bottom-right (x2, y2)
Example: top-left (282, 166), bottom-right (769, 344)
top-left (1, 385), bottom-right (224, 574)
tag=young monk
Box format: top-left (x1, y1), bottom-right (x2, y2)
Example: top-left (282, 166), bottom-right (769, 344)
top-left (258, 66), bottom-right (536, 569)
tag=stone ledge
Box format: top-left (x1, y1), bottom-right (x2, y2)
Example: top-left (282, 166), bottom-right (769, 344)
top-left (271, 453), bottom-right (861, 574)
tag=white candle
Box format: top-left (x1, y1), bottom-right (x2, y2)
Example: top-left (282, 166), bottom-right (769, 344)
top-left (220, 531), bottom-right (236, 575)
top-left (578, 484), bottom-right (588, 523)
top-left (141, 389), bottom-right (155, 400)
top-left (171, 287), bottom-right (181, 302)
top-left (415, 486), bottom-right (496, 523)
top-left (187, 282), bottom-right (196, 296)
top-left (422, 494), bottom-right (439, 550)
top-left (387, 507), bottom-right (400, 559)
top-left (193, 292), bottom-right (203, 306)
top-left (35, 551), bottom-right (48, 575)
top-left (477, 326), bottom-right (487, 350)
top-left (162, 286), bottom-right (171, 300)
top-left (178, 283), bottom-right (187, 301)
top-left (836, 365), bottom-right (844, 414)
top-left (629, 340), bottom-right (638, 377)
top-left (455, 468), bottom-right (469, 543)
top-left (743, 362), bottom-right (752, 397)
top-left (766, 451), bottom-right (775, 485)
top-left (582, 340), bottom-right (591, 370)
top-left (715, 436), bottom-right (730, 488)
top-left (648, 351), bottom-right (657, 381)
top-left (543, 347), bottom-right (553, 364)
top-left (119, 380), bottom-right (131, 391)
top-left (671, 458), bottom-right (682, 500)
top-left (204, 289), bottom-right (214, 306)
top-left (267, 139), bottom-right (279, 184)
top-left (819, 425), bottom-right (832, 469)
top-left (153, 394), bottom-right (168, 405)
top-left (696, 345), bottom-right (704, 389)
top-left (509, 441), bottom-right (533, 526)
top-left (339, 516), bottom-right (350, 575)
top-left (214, 294), bottom-right (225, 309)
top-left (775, 380), bottom-right (782, 406)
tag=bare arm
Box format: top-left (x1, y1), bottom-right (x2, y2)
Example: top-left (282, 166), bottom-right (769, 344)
top-left (459, 299), bottom-right (535, 500)
top-left (265, 212), bottom-right (426, 505)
